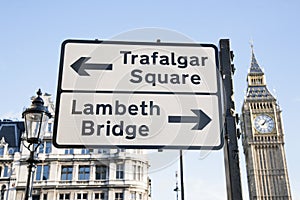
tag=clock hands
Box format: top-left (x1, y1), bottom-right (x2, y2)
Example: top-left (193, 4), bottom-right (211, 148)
top-left (261, 120), bottom-right (267, 126)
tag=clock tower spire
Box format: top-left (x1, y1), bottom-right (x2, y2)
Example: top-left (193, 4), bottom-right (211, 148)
top-left (241, 46), bottom-right (292, 199)
top-left (246, 45), bottom-right (274, 99)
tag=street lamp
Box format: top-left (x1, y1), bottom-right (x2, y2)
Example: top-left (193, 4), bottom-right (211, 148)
top-left (22, 89), bottom-right (52, 200)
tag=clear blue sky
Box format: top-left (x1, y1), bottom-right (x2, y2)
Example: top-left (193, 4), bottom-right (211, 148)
top-left (1, 1), bottom-right (299, 199)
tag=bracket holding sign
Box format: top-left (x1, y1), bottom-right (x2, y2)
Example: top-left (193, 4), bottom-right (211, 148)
top-left (53, 39), bottom-right (224, 149)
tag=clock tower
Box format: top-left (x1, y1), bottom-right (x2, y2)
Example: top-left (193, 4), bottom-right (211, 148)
top-left (241, 46), bottom-right (292, 199)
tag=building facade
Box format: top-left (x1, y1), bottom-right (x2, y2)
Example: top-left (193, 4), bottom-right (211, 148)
top-left (0, 94), bottom-right (151, 200)
top-left (0, 120), bottom-right (25, 199)
top-left (241, 46), bottom-right (292, 199)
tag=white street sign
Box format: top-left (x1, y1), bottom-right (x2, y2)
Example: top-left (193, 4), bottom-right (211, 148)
top-left (54, 40), bottom-right (224, 149)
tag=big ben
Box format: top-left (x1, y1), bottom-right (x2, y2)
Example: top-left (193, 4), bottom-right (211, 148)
top-left (241, 45), bottom-right (292, 199)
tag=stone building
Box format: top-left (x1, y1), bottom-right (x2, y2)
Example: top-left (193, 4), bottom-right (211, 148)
top-left (241, 46), bottom-right (292, 199)
top-left (0, 94), bottom-right (151, 200)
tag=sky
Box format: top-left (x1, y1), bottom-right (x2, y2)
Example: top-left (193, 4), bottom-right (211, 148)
top-left (0, 1), bottom-right (300, 199)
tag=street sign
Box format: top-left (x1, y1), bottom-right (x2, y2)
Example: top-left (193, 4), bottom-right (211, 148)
top-left (53, 39), bottom-right (224, 149)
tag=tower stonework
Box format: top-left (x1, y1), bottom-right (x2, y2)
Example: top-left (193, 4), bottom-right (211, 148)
top-left (241, 46), bottom-right (292, 200)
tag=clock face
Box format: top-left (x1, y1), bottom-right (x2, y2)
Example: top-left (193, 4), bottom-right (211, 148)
top-left (254, 114), bottom-right (275, 133)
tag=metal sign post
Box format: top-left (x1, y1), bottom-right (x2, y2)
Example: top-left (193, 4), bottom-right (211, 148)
top-left (219, 39), bottom-right (243, 200)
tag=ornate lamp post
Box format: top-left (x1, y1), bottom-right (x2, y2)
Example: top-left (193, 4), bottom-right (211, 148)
top-left (22, 89), bottom-right (52, 200)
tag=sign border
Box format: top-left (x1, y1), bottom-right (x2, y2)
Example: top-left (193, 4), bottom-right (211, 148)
top-left (53, 39), bottom-right (224, 150)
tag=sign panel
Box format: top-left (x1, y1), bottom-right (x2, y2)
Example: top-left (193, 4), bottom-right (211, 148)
top-left (54, 39), bottom-right (224, 149)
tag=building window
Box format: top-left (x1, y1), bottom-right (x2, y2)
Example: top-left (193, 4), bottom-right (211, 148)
top-left (38, 141), bottom-right (52, 154)
top-left (133, 161), bottom-right (143, 181)
top-left (65, 149), bottom-right (74, 154)
top-left (130, 192), bottom-right (136, 200)
top-left (43, 165), bottom-right (49, 180)
top-left (81, 149), bottom-right (90, 154)
top-left (61, 166), bottom-right (73, 180)
top-left (97, 149), bottom-right (109, 154)
top-left (76, 193), bottom-right (88, 200)
top-left (118, 148), bottom-right (125, 153)
top-left (94, 192), bottom-right (105, 200)
top-left (32, 195), bottom-right (40, 200)
top-left (45, 142), bottom-right (52, 153)
top-left (0, 147), bottom-right (4, 156)
top-left (115, 192), bottom-right (123, 200)
top-left (116, 164), bottom-right (124, 179)
top-left (95, 165), bottom-right (108, 180)
top-left (78, 166), bottom-right (90, 180)
top-left (130, 192), bottom-right (143, 200)
top-left (133, 165), bottom-right (136, 180)
top-left (59, 193), bottom-right (70, 200)
top-left (3, 166), bottom-right (9, 177)
top-left (43, 194), bottom-right (48, 200)
top-left (8, 148), bottom-right (14, 155)
top-left (38, 144), bottom-right (43, 153)
top-left (48, 123), bottom-right (52, 132)
top-left (36, 165), bottom-right (49, 180)
top-left (131, 149), bottom-right (143, 154)
top-left (36, 166), bottom-right (41, 180)
top-left (137, 165), bottom-right (142, 181)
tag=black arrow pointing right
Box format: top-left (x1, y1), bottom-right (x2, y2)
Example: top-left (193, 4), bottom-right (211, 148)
top-left (168, 109), bottom-right (211, 130)
top-left (71, 57), bottom-right (112, 76)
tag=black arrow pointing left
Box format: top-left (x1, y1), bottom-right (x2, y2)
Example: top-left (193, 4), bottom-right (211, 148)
top-left (71, 57), bottom-right (112, 76)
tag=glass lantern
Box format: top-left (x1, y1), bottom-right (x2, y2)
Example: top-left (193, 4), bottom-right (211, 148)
top-left (22, 89), bottom-right (52, 144)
